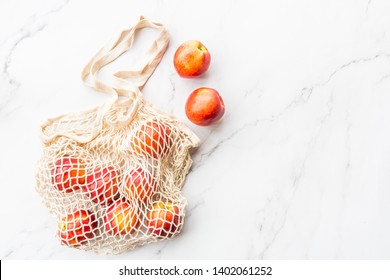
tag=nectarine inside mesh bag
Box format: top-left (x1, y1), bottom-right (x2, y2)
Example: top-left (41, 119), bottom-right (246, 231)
top-left (35, 17), bottom-right (200, 254)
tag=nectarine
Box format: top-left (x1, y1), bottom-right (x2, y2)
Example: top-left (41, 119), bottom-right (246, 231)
top-left (185, 87), bottom-right (225, 126)
top-left (147, 201), bottom-right (181, 238)
top-left (58, 209), bottom-right (97, 247)
top-left (103, 200), bottom-right (139, 235)
top-left (123, 168), bottom-right (156, 204)
top-left (133, 121), bottom-right (171, 158)
top-left (174, 40), bottom-right (211, 78)
top-left (84, 166), bottom-right (119, 206)
top-left (51, 156), bottom-right (85, 193)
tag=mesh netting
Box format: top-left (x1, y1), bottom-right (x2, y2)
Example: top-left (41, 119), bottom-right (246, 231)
top-left (35, 17), bottom-right (200, 254)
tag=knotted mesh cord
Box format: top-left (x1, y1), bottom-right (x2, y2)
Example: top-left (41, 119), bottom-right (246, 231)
top-left (36, 17), bottom-right (200, 255)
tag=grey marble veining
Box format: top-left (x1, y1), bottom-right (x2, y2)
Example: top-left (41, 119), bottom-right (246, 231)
top-left (1, 0), bottom-right (390, 259)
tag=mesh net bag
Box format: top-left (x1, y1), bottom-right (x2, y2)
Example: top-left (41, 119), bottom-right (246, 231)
top-left (35, 17), bottom-right (200, 254)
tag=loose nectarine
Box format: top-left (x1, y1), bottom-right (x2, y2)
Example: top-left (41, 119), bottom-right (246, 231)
top-left (174, 40), bottom-right (211, 78)
top-left (58, 209), bottom-right (97, 247)
top-left (185, 87), bottom-right (225, 126)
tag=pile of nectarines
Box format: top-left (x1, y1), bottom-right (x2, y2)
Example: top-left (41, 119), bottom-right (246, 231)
top-left (51, 121), bottom-right (182, 247)
top-left (50, 37), bottom-right (225, 251)
top-left (174, 40), bottom-right (225, 126)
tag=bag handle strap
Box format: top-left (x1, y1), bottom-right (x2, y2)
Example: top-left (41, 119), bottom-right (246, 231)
top-left (81, 16), bottom-right (169, 127)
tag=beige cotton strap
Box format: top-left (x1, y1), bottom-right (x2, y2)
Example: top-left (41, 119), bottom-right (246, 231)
top-left (81, 16), bottom-right (169, 126)
top-left (41, 17), bottom-right (169, 144)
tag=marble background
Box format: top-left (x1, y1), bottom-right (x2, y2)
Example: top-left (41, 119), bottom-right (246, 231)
top-left (1, 0), bottom-right (390, 259)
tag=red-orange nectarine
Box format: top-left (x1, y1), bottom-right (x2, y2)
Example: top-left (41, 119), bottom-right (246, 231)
top-left (147, 201), bottom-right (181, 238)
top-left (51, 156), bottom-right (85, 193)
top-left (185, 87), bottom-right (225, 126)
top-left (174, 40), bottom-right (211, 78)
top-left (123, 168), bottom-right (156, 204)
top-left (58, 209), bottom-right (97, 247)
top-left (133, 121), bottom-right (171, 158)
top-left (84, 166), bottom-right (119, 206)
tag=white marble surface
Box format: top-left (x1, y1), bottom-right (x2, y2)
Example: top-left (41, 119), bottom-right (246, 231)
top-left (1, 0), bottom-right (390, 259)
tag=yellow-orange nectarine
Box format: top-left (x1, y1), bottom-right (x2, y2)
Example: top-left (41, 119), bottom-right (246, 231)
top-left (103, 200), bottom-right (139, 235)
